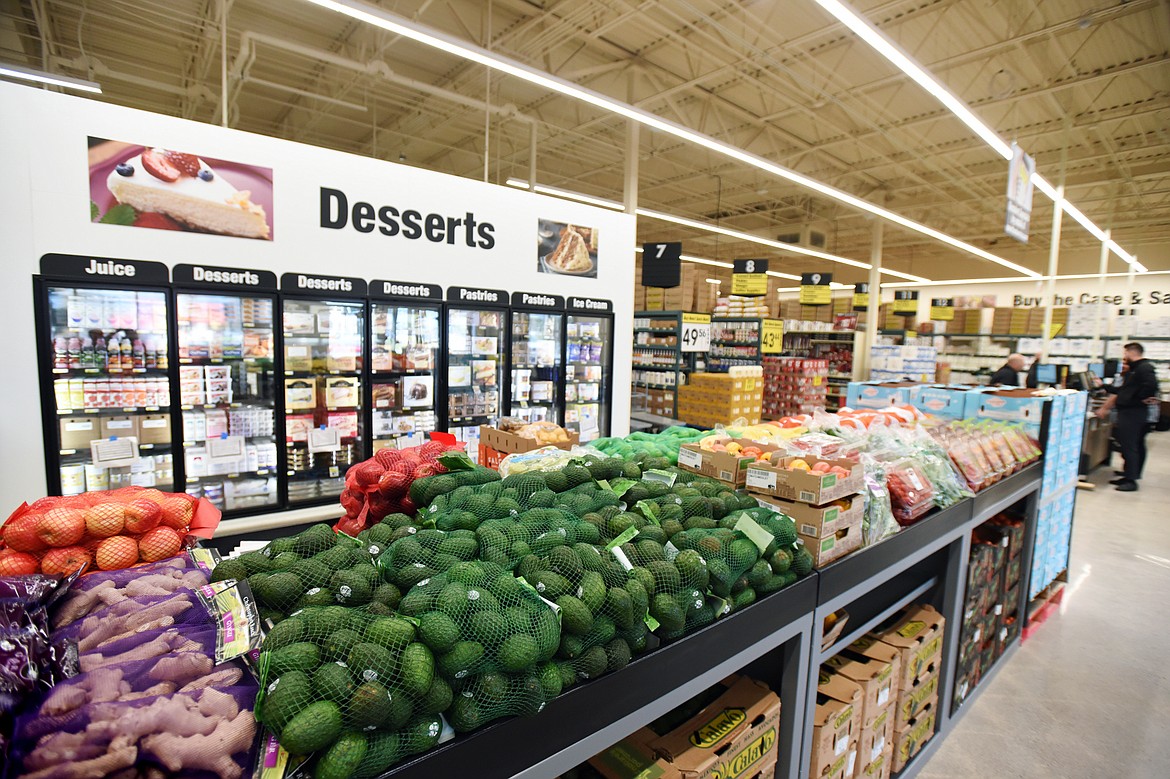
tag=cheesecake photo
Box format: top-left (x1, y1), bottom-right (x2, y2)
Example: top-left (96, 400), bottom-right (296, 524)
top-left (89, 137), bottom-right (274, 240)
top-left (537, 218), bottom-right (598, 277)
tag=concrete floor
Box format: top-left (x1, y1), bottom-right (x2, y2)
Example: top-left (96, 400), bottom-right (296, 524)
top-left (919, 436), bottom-right (1170, 779)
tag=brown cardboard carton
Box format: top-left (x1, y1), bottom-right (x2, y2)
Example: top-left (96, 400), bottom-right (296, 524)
top-left (797, 522), bottom-right (862, 568)
top-left (870, 604), bottom-right (945, 690)
top-left (825, 640), bottom-right (901, 728)
top-left (757, 494), bottom-right (863, 541)
top-left (857, 706), bottom-right (894, 770)
top-left (745, 456), bottom-right (863, 503)
top-left (137, 413), bottom-right (172, 445)
top-left (478, 425), bottom-right (579, 469)
top-left (810, 670), bottom-right (862, 777)
top-left (650, 676), bottom-right (781, 779)
top-left (59, 417), bottom-right (99, 450)
top-left (894, 669), bottom-right (939, 728)
top-left (676, 440), bottom-right (781, 487)
top-left (589, 727), bottom-right (678, 779)
top-left (858, 746), bottom-right (893, 779)
top-left (891, 696), bottom-right (937, 773)
top-left (100, 415), bottom-right (138, 441)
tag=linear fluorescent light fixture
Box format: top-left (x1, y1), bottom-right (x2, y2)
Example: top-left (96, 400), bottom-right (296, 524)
top-left (880, 269), bottom-right (1169, 288)
top-left (812, 0), bottom-right (1140, 270)
top-left (0, 63), bottom-right (102, 93)
top-left (302, 0), bottom-right (1033, 278)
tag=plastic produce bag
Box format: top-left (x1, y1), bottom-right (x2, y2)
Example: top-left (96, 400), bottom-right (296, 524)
top-left (884, 459), bottom-right (935, 525)
top-left (860, 456), bottom-right (899, 546)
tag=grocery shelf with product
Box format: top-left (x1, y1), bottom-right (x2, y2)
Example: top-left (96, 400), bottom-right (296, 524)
top-left (508, 297), bottom-right (566, 426)
top-left (631, 310), bottom-right (697, 419)
top-left (781, 327), bottom-right (860, 411)
top-left (565, 299), bottom-right (616, 442)
top-left (707, 316), bottom-right (764, 371)
top-left (444, 289), bottom-right (509, 461)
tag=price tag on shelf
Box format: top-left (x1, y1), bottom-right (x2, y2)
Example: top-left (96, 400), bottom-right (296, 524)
top-left (208, 435), bottom-right (246, 461)
top-left (852, 283), bottom-right (869, 312)
top-left (680, 313), bottom-right (711, 352)
top-left (308, 426), bottom-right (342, 454)
top-left (91, 436), bottom-right (140, 470)
top-left (799, 272), bottom-right (833, 306)
top-left (761, 319), bottom-right (784, 354)
top-left (930, 298), bottom-right (955, 321)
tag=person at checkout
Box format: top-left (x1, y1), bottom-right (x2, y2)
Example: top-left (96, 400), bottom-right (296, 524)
top-left (988, 353), bottom-right (1026, 386)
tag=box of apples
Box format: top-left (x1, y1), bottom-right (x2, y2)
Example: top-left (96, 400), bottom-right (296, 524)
top-left (745, 455), bottom-right (862, 504)
top-left (0, 487), bottom-right (221, 577)
top-left (676, 439), bottom-right (783, 487)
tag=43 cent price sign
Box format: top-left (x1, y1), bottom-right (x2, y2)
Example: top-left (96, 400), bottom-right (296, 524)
top-left (761, 319), bottom-right (784, 354)
top-left (680, 313), bottom-right (712, 352)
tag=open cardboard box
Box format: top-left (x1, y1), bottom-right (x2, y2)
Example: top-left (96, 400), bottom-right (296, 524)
top-left (798, 521), bottom-right (862, 568)
top-left (757, 493), bottom-right (863, 542)
top-left (825, 640), bottom-right (901, 727)
top-left (676, 439), bottom-right (781, 487)
top-left (745, 456), bottom-right (862, 504)
top-left (478, 425), bottom-right (579, 470)
top-left (820, 608), bottom-right (850, 651)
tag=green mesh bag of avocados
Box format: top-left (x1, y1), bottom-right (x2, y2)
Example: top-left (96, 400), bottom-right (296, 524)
top-left (474, 508), bottom-right (602, 571)
top-left (609, 532), bottom-right (721, 642)
top-left (375, 527), bottom-right (483, 593)
top-left (395, 560), bottom-right (562, 733)
top-left (513, 534), bottom-right (650, 690)
top-left (254, 602), bottom-right (445, 773)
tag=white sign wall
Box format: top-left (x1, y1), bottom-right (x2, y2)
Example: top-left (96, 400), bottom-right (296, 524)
top-left (0, 83), bottom-right (636, 505)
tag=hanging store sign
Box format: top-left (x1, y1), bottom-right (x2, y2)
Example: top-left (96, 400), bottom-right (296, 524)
top-left (731, 259), bottom-right (768, 296)
top-left (369, 279), bottom-right (442, 301)
top-left (761, 319), bottom-right (784, 354)
top-left (173, 263), bottom-right (277, 291)
top-left (641, 242), bottom-right (682, 287)
top-left (511, 291), bottom-right (565, 309)
top-left (280, 272), bottom-right (367, 297)
top-left (852, 283), bottom-right (869, 312)
top-left (40, 253), bottom-right (170, 285)
top-left (446, 287), bottom-right (508, 306)
top-left (929, 298), bottom-right (955, 321)
top-left (799, 272), bottom-right (832, 306)
top-left (680, 312), bottom-right (712, 352)
top-left (892, 290), bottom-right (919, 315)
top-left (1005, 142), bottom-right (1035, 244)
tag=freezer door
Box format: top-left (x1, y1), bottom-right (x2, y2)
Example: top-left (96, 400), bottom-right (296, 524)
top-left (566, 313), bottom-right (612, 441)
top-left (43, 284), bottom-right (176, 494)
top-left (176, 292), bottom-right (278, 514)
top-left (283, 297), bottom-right (365, 505)
top-left (370, 303), bottom-right (441, 451)
top-left (509, 310), bottom-right (564, 425)
top-left (446, 307), bottom-right (506, 460)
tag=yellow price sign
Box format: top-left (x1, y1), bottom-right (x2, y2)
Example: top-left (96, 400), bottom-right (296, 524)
top-left (930, 298), bottom-right (954, 321)
top-left (761, 319), bottom-right (784, 354)
top-left (682, 313), bottom-right (711, 324)
top-left (1047, 323), bottom-right (1064, 337)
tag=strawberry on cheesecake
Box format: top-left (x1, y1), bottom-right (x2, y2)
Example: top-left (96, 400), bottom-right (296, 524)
top-left (106, 148), bottom-right (270, 239)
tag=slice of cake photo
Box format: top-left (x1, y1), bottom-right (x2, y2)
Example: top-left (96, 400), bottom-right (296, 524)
top-left (537, 219), bottom-right (598, 277)
top-left (89, 138), bottom-right (273, 240)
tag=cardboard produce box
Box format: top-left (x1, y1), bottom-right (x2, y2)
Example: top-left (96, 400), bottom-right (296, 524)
top-left (817, 744), bottom-right (857, 779)
top-left (137, 413), bottom-right (172, 445)
top-left (858, 707), bottom-right (894, 773)
top-left (756, 494), bottom-right (862, 541)
top-left (59, 417), bottom-right (99, 450)
top-left (745, 456), bottom-right (862, 504)
top-left (810, 670), bottom-right (862, 778)
top-left (798, 522), bottom-right (862, 568)
top-left (894, 670), bottom-right (939, 728)
top-left (676, 440), bottom-right (780, 486)
top-left (100, 415), bottom-right (138, 440)
top-left (892, 696), bottom-right (937, 773)
top-left (477, 425), bottom-right (579, 470)
top-left (589, 727), bottom-right (673, 779)
top-left (649, 675), bottom-right (781, 779)
top-left (870, 603), bottom-right (945, 691)
top-left (825, 640), bottom-right (901, 727)
top-left (858, 746), bottom-right (893, 779)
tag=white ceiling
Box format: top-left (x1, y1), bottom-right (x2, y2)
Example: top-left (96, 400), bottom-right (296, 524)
top-left (4, 0), bottom-right (1169, 284)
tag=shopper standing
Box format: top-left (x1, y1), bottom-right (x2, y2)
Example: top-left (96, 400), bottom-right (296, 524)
top-left (988, 354), bottom-right (1025, 386)
top-left (1096, 342), bottom-right (1159, 491)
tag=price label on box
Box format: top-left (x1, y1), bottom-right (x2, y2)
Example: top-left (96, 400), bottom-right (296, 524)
top-left (680, 313), bottom-right (711, 352)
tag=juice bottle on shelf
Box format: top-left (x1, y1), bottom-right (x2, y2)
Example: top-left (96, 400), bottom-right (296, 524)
top-left (94, 336), bottom-right (108, 370)
top-left (143, 336), bottom-right (157, 369)
top-left (118, 337), bottom-right (132, 371)
top-left (80, 337), bottom-right (94, 369)
top-left (53, 337), bottom-right (68, 370)
top-left (132, 339), bottom-right (146, 370)
top-left (156, 338), bottom-right (168, 370)
top-left (67, 336), bottom-right (81, 370)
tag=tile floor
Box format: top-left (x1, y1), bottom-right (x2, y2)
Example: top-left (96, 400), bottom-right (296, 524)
top-left (919, 436), bottom-right (1170, 778)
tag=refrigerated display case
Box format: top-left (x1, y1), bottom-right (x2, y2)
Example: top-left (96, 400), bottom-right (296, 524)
top-left (566, 297), bottom-right (614, 441)
top-left (369, 280), bottom-right (443, 452)
top-left (35, 254), bottom-right (176, 496)
top-left (508, 292), bottom-right (565, 426)
top-left (280, 274), bottom-right (366, 505)
top-left (173, 264), bottom-right (279, 515)
top-left (446, 287), bottom-right (508, 460)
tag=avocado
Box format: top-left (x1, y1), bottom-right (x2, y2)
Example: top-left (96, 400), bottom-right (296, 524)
top-left (417, 611), bottom-right (460, 653)
top-left (313, 662), bottom-right (354, 704)
top-left (330, 569), bottom-right (373, 606)
top-left (266, 642), bottom-right (319, 677)
top-left (497, 633), bottom-right (539, 673)
top-left (262, 615), bottom-right (304, 652)
top-left (417, 674), bottom-right (453, 715)
top-left (401, 643), bottom-right (435, 698)
top-left (259, 669), bottom-right (310, 731)
top-left (209, 558), bottom-right (247, 584)
top-left (576, 645), bottom-right (608, 680)
top-left (254, 571), bottom-right (303, 613)
top-left (347, 642), bottom-right (396, 684)
top-left (279, 700), bottom-right (343, 756)
top-left (556, 595), bottom-right (593, 636)
top-left (438, 641), bottom-right (485, 680)
top-left (314, 731), bottom-right (367, 779)
top-left (365, 616), bottom-right (416, 650)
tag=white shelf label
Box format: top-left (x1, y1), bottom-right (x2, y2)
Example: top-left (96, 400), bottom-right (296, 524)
top-left (91, 436), bottom-right (140, 469)
top-left (745, 467), bottom-right (776, 491)
top-left (308, 426), bottom-right (342, 454)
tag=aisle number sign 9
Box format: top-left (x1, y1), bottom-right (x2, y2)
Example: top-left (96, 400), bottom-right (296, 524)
top-left (929, 298), bottom-right (955, 321)
top-left (681, 313), bottom-right (712, 352)
top-left (761, 319), bottom-right (784, 354)
top-left (799, 272), bottom-right (833, 306)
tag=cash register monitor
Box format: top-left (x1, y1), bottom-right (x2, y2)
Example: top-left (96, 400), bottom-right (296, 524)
top-left (1035, 363), bottom-right (1058, 385)
top-left (1088, 362), bottom-right (1105, 379)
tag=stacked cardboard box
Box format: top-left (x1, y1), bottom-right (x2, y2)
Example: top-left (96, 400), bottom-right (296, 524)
top-left (778, 299), bottom-right (835, 323)
top-left (676, 438), bottom-right (781, 487)
top-left (588, 675), bottom-right (781, 779)
top-left (676, 368), bottom-right (763, 427)
top-left (866, 345), bottom-right (938, 383)
top-left (810, 670), bottom-right (863, 779)
top-left (955, 515), bottom-right (1025, 708)
top-left (477, 425), bottom-right (579, 470)
top-left (642, 387), bottom-right (676, 418)
top-left (746, 456), bottom-right (865, 567)
top-left (823, 637), bottom-right (902, 779)
top-left (862, 604), bottom-right (945, 773)
top-left (763, 356), bottom-right (829, 417)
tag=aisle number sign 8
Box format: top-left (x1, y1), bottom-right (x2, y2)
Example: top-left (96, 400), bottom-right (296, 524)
top-left (731, 259), bottom-right (768, 296)
top-left (799, 272), bottom-right (833, 306)
top-left (761, 319), bottom-right (784, 354)
top-left (681, 313), bottom-right (712, 352)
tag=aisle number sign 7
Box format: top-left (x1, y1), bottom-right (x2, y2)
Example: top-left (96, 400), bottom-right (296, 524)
top-left (681, 313), bottom-right (711, 352)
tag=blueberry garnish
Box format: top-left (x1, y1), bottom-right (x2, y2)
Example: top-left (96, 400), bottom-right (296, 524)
top-left (115, 163), bottom-right (134, 177)
top-left (197, 169), bottom-right (214, 182)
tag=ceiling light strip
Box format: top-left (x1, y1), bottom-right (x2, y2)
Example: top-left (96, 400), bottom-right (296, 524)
top-left (879, 269), bottom-right (1170, 288)
top-left (812, 0), bottom-right (1139, 269)
top-left (302, 0), bottom-right (1035, 278)
top-left (0, 63), bottom-right (102, 93)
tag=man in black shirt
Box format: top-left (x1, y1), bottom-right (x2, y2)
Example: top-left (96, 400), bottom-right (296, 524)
top-left (988, 354), bottom-right (1025, 386)
top-left (1097, 342), bottom-right (1159, 491)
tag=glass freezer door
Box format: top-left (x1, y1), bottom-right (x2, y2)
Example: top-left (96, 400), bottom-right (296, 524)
top-left (176, 293), bottom-right (277, 513)
top-left (510, 311), bottom-right (564, 425)
top-left (283, 298), bottom-right (364, 504)
top-left (370, 303), bottom-right (440, 451)
top-left (566, 314), bottom-right (612, 442)
top-left (446, 307), bottom-right (505, 460)
top-left (45, 285), bottom-right (174, 494)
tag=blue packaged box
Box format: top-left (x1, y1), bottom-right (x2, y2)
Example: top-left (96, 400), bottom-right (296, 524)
top-left (846, 381), bottom-right (923, 409)
top-left (912, 385), bottom-right (972, 419)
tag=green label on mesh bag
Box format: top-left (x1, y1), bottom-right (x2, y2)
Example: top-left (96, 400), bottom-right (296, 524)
top-left (603, 478), bottom-right (638, 497)
top-left (710, 595), bottom-right (731, 619)
top-left (335, 531), bottom-right (364, 547)
top-left (733, 515), bottom-right (774, 555)
top-left (437, 450), bottom-right (475, 471)
top-left (643, 469), bottom-right (677, 486)
top-left (635, 500), bottom-right (660, 524)
top-left (518, 576), bottom-right (563, 624)
top-left (644, 614), bottom-right (661, 631)
top-left (606, 525), bottom-right (640, 550)
top-left (196, 579), bottom-right (262, 665)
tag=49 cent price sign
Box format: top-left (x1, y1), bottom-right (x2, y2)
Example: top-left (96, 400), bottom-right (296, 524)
top-left (680, 313), bottom-right (712, 352)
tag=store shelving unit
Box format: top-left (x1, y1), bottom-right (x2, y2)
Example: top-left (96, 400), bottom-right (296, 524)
top-left (783, 329), bottom-right (859, 410)
top-left (707, 316), bottom-right (763, 372)
top-left (631, 311), bottom-right (696, 419)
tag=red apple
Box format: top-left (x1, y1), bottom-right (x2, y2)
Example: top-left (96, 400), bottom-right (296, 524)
top-left (378, 470), bottom-right (411, 498)
top-left (0, 549), bottom-right (39, 576)
top-left (36, 507), bottom-right (86, 547)
top-left (124, 499), bottom-right (163, 534)
top-left (2, 512), bottom-right (48, 553)
top-left (139, 526), bottom-right (182, 562)
top-left (158, 495), bottom-right (195, 530)
top-left (40, 546), bottom-right (92, 576)
top-left (95, 535), bottom-right (139, 570)
top-left (85, 503), bottom-right (126, 538)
